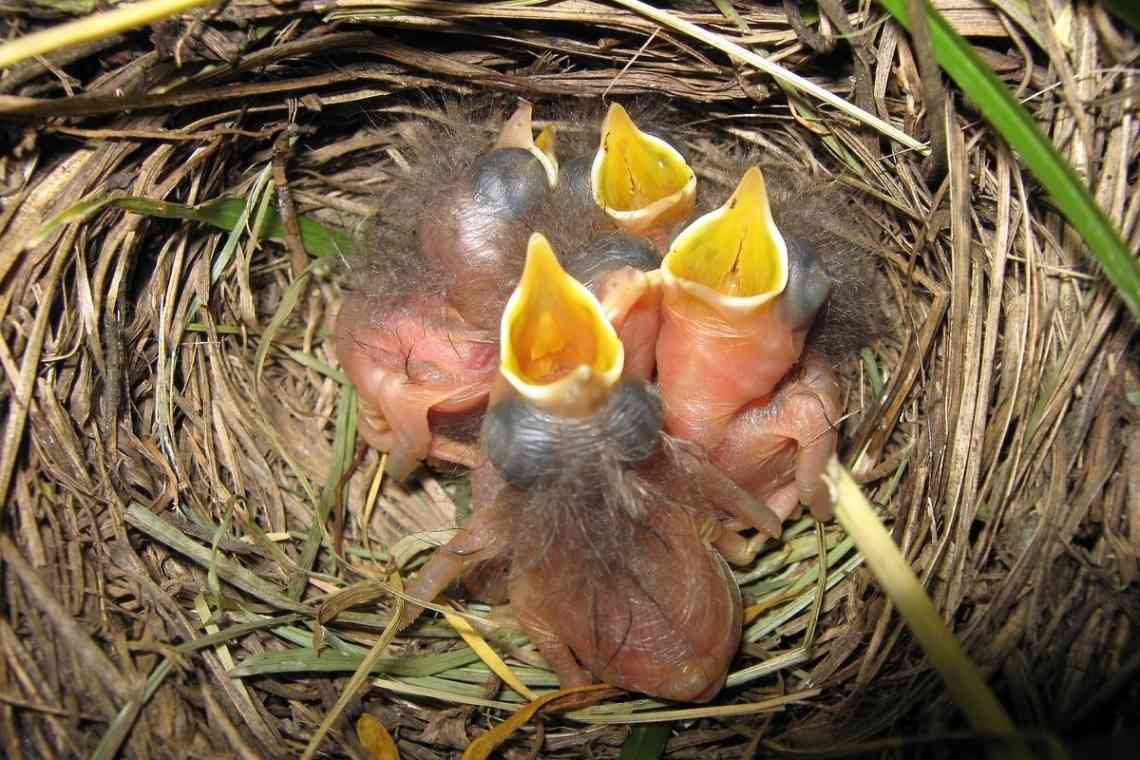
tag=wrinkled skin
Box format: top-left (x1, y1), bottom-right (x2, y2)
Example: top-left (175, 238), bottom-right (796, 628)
top-left (656, 277), bottom-right (842, 523)
top-left (401, 455), bottom-right (750, 702)
top-left (335, 263), bottom-right (664, 480)
top-left (656, 295), bottom-right (807, 446)
top-left (337, 106), bottom-right (691, 480)
top-left (704, 351), bottom-right (842, 521)
top-left (419, 147), bottom-right (551, 328)
top-left (510, 503), bottom-right (740, 702)
top-left (333, 294), bottom-right (498, 479)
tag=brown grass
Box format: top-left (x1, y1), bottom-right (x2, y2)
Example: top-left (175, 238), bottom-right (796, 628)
top-left (0, 1), bottom-right (1137, 757)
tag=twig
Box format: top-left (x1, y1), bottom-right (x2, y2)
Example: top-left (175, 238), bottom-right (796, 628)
top-left (271, 125), bottom-right (312, 280)
top-left (907, 0), bottom-right (949, 182)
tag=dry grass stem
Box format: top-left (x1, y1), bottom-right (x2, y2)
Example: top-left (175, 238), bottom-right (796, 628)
top-left (0, 1), bottom-right (1135, 757)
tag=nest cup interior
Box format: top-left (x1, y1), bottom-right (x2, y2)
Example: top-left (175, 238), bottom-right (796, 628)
top-left (1, 5), bottom-right (1136, 759)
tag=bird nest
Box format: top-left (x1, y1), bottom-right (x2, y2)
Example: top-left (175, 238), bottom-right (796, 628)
top-left (1, 2), bottom-right (1137, 758)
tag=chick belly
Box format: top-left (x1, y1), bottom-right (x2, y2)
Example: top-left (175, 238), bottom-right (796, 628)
top-left (656, 300), bottom-right (804, 448)
top-left (509, 515), bottom-right (741, 702)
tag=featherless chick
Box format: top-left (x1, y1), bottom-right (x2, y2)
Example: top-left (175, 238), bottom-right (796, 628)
top-left (655, 161), bottom-right (880, 543)
top-left (400, 236), bottom-right (780, 701)
top-left (336, 100), bottom-right (882, 700)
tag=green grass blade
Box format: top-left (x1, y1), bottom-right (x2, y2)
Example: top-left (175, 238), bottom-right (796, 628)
top-left (876, 0), bottom-right (1140, 318)
top-left (123, 504), bottom-right (309, 613)
top-left (114, 196), bottom-right (354, 257)
top-left (288, 385), bottom-right (357, 599)
top-left (709, 0), bottom-right (749, 32)
top-left (24, 193), bottom-right (115, 250)
top-left (229, 647), bottom-right (482, 678)
top-left (620, 725), bottom-right (672, 760)
top-left (255, 273), bottom-right (309, 386)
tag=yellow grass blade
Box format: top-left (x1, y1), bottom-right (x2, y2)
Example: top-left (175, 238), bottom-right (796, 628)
top-left (826, 458), bottom-right (1024, 747)
top-left (462, 684), bottom-right (611, 760)
top-left (442, 608), bottom-right (537, 701)
top-left (360, 453), bottom-right (387, 558)
top-left (0, 0), bottom-right (222, 69)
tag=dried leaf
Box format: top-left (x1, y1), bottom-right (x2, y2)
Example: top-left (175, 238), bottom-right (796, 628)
top-left (356, 714), bottom-right (399, 760)
top-left (462, 685), bottom-right (611, 760)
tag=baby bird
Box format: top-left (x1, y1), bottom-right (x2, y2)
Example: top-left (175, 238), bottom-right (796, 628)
top-left (334, 293), bottom-right (497, 479)
top-left (417, 102), bottom-right (559, 330)
top-left (655, 164), bottom-right (875, 525)
top-left (401, 235), bottom-right (779, 702)
top-left (334, 104), bottom-right (553, 478)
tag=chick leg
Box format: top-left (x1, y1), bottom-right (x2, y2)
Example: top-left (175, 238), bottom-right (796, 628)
top-left (787, 397), bottom-right (838, 520)
top-left (374, 378), bottom-right (487, 480)
top-left (400, 506), bottom-right (509, 627)
top-left (770, 355), bottom-right (841, 520)
top-left (695, 458), bottom-right (783, 539)
top-left (713, 530), bottom-right (771, 567)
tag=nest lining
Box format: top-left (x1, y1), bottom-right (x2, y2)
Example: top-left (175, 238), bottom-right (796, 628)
top-left (0, 3), bottom-right (1137, 758)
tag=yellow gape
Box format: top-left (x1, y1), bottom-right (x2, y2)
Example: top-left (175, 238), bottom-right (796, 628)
top-left (663, 167), bottom-right (788, 313)
top-left (500, 233), bottom-right (624, 414)
top-left (591, 103), bottom-right (696, 233)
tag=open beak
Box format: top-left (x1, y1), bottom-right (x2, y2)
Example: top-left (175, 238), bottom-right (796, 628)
top-left (591, 103), bottom-right (696, 241)
top-left (496, 101), bottom-right (559, 187)
top-left (661, 167), bottom-right (787, 316)
top-left (500, 233), bottom-right (624, 415)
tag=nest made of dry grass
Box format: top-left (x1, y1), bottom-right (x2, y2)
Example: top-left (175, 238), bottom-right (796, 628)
top-left (1, 2), bottom-right (1138, 758)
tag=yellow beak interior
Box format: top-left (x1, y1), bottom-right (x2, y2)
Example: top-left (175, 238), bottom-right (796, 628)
top-left (500, 234), bottom-right (623, 410)
top-left (663, 167), bottom-right (787, 304)
top-left (535, 125), bottom-right (557, 164)
top-left (496, 102), bottom-right (559, 186)
top-left (591, 103), bottom-right (693, 215)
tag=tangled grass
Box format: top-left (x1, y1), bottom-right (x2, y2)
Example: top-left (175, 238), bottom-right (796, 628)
top-left (0, 1), bottom-right (1136, 757)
